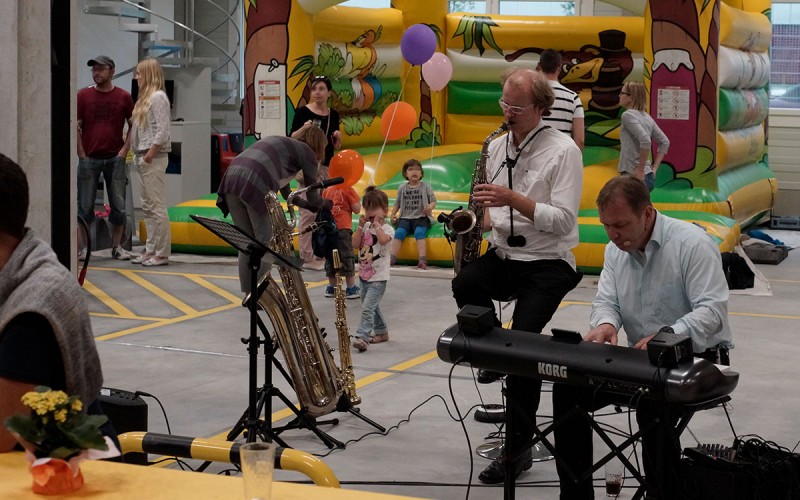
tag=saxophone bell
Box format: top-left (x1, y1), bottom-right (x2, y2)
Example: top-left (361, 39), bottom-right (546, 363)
top-left (447, 209), bottom-right (477, 234)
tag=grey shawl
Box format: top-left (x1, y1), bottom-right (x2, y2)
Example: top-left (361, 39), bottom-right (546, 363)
top-left (0, 229), bottom-right (103, 404)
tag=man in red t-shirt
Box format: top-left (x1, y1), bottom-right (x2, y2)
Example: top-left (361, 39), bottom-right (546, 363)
top-left (77, 55), bottom-right (134, 259)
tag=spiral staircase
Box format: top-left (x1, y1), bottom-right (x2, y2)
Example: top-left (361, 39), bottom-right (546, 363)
top-left (82, 0), bottom-right (241, 131)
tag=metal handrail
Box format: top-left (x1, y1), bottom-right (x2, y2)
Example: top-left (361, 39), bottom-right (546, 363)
top-left (118, 431), bottom-right (341, 488)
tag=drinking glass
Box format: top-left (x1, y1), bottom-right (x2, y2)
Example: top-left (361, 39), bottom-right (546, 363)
top-left (240, 442), bottom-right (275, 500)
top-left (605, 460), bottom-right (623, 497)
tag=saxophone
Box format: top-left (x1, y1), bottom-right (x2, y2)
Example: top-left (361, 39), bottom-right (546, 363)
top-left (451, 122), bottom-right (509, 274)
top-left (332, 249), bottom-right (361, 406)
top-left (254, 191), bottom-right (343, 418)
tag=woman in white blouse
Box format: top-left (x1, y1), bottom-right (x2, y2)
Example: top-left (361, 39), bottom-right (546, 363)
top-left (618, 81), bottom-right (670, 192)
top-left (130, 58), bottom-right (171, 266)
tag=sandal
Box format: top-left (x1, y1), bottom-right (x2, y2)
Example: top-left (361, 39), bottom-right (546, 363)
top-left (369, 333), bottom-right (389, 344)
top-left (352, 338), bottom-right (368, 352)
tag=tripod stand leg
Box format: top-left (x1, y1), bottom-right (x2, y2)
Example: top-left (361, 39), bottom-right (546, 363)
top-left (269, 391), bottom-right (344, 449)
top-left (347, 407), bottom-right (386, 433)
top-left (226, 385), bottom-right (291, 448)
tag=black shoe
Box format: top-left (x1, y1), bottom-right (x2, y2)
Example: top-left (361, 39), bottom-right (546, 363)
top-left (478, 449), bottom-right (533, 484)
top-left (477, 369), bottom-right (504, 384)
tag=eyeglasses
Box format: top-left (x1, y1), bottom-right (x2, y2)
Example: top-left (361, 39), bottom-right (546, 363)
top-left (498, 99), bottom-right (534, 115)
top-left (313, 75), bottom-right (329, 81)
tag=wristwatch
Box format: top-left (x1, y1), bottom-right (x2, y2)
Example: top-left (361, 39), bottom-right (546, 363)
top-left (658, 326), bottom-right (675, 334)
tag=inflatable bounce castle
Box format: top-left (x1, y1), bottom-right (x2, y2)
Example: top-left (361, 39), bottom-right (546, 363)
top-left (169, 0), bottom-right (775, 273)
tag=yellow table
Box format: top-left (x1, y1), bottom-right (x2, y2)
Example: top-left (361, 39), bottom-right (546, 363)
top-left (0, 452), bottom-right (427, 499)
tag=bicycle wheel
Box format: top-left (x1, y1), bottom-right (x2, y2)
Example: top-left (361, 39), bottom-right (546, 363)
top-left (77, 216), bottom-right (91, 286)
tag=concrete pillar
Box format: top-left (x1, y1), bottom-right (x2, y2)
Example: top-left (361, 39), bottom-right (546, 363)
top-left (0, 0), bottom-right (76, 267)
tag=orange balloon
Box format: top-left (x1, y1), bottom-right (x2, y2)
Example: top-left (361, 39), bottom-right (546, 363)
top-left (329, 150), bottom-right (365, 188)
top-left (380, 101), bottom-right (417, 141)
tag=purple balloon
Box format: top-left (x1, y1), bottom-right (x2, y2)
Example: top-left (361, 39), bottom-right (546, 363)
top-left (401, 24), bottom-right (437, 66)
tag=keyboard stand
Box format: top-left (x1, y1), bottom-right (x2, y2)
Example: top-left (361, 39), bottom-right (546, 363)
top-left (503, 392), bottom-right (732, 500)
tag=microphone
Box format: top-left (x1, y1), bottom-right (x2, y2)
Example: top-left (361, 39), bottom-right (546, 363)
top-left (437, 206), bottom-right (463, 224)
top-left (304, 176), bottom-right (345, 191)
top-left (286, 177), bottom-right (344, 209)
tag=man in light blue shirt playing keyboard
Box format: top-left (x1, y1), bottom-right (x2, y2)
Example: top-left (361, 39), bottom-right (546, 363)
top-left (553, 175), bottom-right (733, 500)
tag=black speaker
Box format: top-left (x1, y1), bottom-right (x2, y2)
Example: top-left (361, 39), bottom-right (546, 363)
top-left (456, 305), bottom-right (495, 337)
top-left (98, 388), bottom-right (148, 465)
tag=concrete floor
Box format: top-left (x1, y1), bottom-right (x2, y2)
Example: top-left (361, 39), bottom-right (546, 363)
top-left (85, 228), bottom-right (800, 500)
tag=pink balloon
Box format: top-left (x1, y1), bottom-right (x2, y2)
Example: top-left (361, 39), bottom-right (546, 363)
top-left (421, 52), bottom-right (453, 92)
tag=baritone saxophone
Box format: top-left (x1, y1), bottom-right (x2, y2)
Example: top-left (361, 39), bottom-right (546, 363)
top-left (254, 191), bottom-right (343, 418)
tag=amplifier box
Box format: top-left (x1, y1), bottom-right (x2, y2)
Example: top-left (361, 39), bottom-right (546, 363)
top-left (681, 442), bottom-right (800, 500)
top-left (98, 388), bottom-right (148, 465)
top-left (680, 457), bottom-right (754, 500)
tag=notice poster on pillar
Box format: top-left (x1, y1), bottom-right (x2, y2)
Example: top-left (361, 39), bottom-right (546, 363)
top-left (257, 80), bottom-right (281, 120)
top-left (656, 87), bottom-right (691, 121)
top-left (254, 62), bottom-right (286, 139)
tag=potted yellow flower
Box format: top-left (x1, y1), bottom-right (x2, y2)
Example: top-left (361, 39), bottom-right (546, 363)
top-left (4, 386), bottom-right (118, 495)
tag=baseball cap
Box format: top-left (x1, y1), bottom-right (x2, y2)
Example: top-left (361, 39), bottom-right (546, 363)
top-left (87, 55), bottom-right (115, 69)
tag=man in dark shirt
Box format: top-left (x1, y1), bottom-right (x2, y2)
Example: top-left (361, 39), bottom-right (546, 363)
top-left (0, 154), bottom-right (106, 452)
top-left (77, 55), bottom-right (134, 260)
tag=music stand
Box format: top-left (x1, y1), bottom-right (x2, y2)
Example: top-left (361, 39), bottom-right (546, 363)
top-left (190, 215), bottom-right (299, 444)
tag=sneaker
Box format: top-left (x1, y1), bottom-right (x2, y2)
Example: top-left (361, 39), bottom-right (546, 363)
top-left (111, 247), bottom-right (131, 260)
top-left (142, 256), bottom-right (169, 267)
top-left (325, 286), bottom-right (335, 298)
top-left (77, 248), bottom-right (87, 262)
top-left (131, 253), bottom-right (154, 264)
top-left (345, 286), bottom-right (360, 299)
top-left (352, 337), bottom-right (368, 352)
top-left (478, 448), bottom-right (533, 484)
top-left (417, 261), bottom-right (427, 270)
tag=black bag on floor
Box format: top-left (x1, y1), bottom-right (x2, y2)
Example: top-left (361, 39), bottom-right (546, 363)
top-left (720, 252), bottom-right (754, 290)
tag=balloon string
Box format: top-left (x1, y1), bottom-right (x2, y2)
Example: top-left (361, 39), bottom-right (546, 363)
top-left (370, 68), bottom-right (412, 187)
top-left (428, 90), bottom-right (438, 188)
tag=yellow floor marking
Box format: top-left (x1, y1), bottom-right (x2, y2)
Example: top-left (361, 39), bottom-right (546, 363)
top-left (207, 351), bottom-right (441, 441)
top-left (88, 267), bottom-right (239, 280)
top-left (118, 269), bottom-right (199, 316)
top-left (184, 274), bottom-right (242, 304)
top-left (730, 311), bottom-right (800, 320)
top-left (83, 279), bottom-right (137, 318)
top-left (95, 303), bottom-right (240, 341)
top-left (90, 312), bottom-right (163, 321)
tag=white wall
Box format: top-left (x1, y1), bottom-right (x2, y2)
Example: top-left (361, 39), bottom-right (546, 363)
top-left (768, 109), bottom-right (800, 216)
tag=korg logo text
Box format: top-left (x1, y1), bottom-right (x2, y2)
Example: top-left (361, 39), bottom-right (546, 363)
top-left (538, 362), bottom-right (568, 379)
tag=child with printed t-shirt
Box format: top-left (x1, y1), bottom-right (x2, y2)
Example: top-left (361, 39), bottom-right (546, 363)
top-left (351, 186), bottom-right (394, 352)
top-left (389, 159), bottom-right (436, 269)
top-left (321, 184), bottom-right (361, 299)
